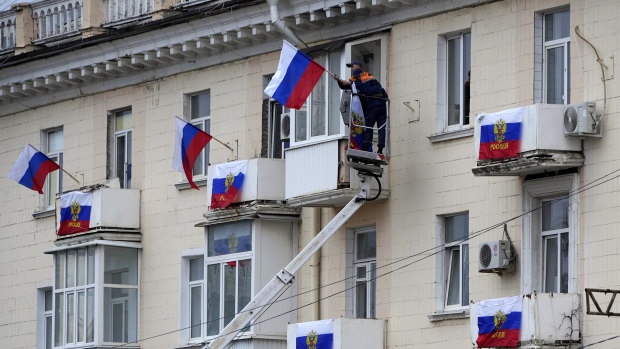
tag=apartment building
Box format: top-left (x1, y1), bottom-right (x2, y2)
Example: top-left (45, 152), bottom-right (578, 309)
top-left (1, 0), bottom-right (619, 348)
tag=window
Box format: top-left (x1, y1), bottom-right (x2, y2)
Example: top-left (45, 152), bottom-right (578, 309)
top-left (51, 244), bottom-right (139, 348)
top-left (188, 91), bottom-right (211, 177)
top-left (205, 221), bottom-right (253, 336)
top-left (353, 229), bottom-right (376, 319)
top-left (190, 257), bottom-right (204, 339)
top-left (109, 109), bottom-right (132, 188)
top-left (522, 174), bottom-right (577, 294)
top-left (261, 76), bottom-right (290, 159)
top-left (37, 286), bottom-right (53, 349)
top-left (438, 31), bottom-right (471, 131)
top-left (180, 250), bottom-right (206, 343)
top-left (41, 128), bottom-right (63, 209)
top-left (535, 8), bottom-right (570, 104)
top-left (436, 213), bottom-right (469, 310)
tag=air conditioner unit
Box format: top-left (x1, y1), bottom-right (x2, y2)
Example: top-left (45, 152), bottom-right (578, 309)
top-left (478, 240), bottom-right (512, 273)
top-left (280, 112), bottom-right (291, 140)
top-left (563, 101), bottom-right (601, 136)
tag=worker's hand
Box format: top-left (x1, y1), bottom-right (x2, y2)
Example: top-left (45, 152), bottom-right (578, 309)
top-left (333, 74), bottom-right (340, 82)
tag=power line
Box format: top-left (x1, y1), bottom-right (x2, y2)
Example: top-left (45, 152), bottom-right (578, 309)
top-left (108, 167), bottom-right (620, 348)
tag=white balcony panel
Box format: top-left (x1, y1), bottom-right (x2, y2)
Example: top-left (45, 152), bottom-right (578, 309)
top-left (470, 293), bottom-right (580, 346)
top-left (207, 158), bottom-right (286, 208)
top-left (287, 318), bottom-right (386, 349)
top-left (285, 140), bottom-right (339, 200)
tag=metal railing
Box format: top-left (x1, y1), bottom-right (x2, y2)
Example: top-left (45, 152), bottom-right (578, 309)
top-left (105, 0), bottom-right (154, 23)
top-left (32, 0), bottom-right (83, 40)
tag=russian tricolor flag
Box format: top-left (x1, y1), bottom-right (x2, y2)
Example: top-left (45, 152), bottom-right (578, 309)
top-left (476, 295), bottom-right (522, 348)
top-left (478, 107), bottom-right (523, 160)
top-left (58, 191), bottom-right (92, 236)
top-left (7, 144), bottom-right (60, 194)
top-left (210, 160), bottom-right (248, 209)
top-left (264, 40), bottom-right (326, 110)
top-left (295, 319), bottom-right (334, 349)
top-left (172, 116), bottom-right (213, 190)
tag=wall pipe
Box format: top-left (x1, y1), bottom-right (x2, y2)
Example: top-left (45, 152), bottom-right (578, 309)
top-left (266, 0), bottom-right (308, 48)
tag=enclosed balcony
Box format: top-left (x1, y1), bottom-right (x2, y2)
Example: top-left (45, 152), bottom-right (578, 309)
top-left (287, 318), bottom-right (386, 349)
top-left (470, 293), bottom-right (580, 347)
top-left (55, 187), bottom-right (140, 243)
top-left (472, 104), bottom-right (594, 177)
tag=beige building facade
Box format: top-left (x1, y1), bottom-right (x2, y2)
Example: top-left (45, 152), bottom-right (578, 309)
top-left (1, 0), bottom-right (619, 348)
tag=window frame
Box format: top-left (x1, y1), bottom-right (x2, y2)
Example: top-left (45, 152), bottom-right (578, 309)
top-left (108, 108), bottom-right (132, 189)
top-left (442, 213), bottom-right (469, 310)
top-left (442, 31), bottom-right (471, 132)
top-left (184, 90), bottom-right (211, 178)
top-left (204, 221), bottom-right (255, 338)
top-left (267, 98), bottom-right (289, 159)
top-left (353, 229), bottom-right (377, 319)
top-left (180, 249), bottom-right (206, 344)
top-left (542, 8), bottom-right (570, 105)
top-left (522, 174), bottom-right (578, 294)
top-left (37, 285), bottom-right (54, 349)
top-left (40, 127), bottom-right (63, 210)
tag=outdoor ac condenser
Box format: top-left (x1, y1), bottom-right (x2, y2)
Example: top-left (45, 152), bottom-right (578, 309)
top-left (563, 101), bottom-right (601, 136)
top-left (478, 240), bottom-right (512, 273)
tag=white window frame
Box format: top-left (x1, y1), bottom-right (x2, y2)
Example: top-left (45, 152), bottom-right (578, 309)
top-left (204, 222), bottom-right (254, 337)
top-left (345, 225), bottom-right (376, 319)
top-left (542, 9), bottom-right (570, 105)
top-left (110, 108), bottom-right (132, 189)
top-left (353, 228), bottom-right (376, 319)
top-left (522, 174), bottom-right (578, 294)
top-left (436, 31), bottom-right (471, 133)
top-left (40, 127), bottom-right (63, 210)
top-left (180, 248), bottom-right (206, 344)
top-left (37, 284), bottom-right (54, 349)
top-left (185, 90), bottom-right (211, 178)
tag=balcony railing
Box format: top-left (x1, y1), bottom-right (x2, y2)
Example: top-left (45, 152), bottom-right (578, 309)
top-left (0, 12), bottom-right (16, 51)
top-left (105, 0), bottom-right (154, 24)
top-left (32, 0), bottom-right (83, 41)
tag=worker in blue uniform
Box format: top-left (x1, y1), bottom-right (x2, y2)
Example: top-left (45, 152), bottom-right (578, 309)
top-left (334, 60), bottom-right (388, 154)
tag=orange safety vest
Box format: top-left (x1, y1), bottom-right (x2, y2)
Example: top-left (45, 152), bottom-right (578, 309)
top-left (350, 72), bottom-right (375, 82)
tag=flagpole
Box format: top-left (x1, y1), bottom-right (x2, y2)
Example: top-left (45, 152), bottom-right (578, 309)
top-left (211, 136), bottom-right (234, 153)
top-left (60, 167), bottom-right (80, 184)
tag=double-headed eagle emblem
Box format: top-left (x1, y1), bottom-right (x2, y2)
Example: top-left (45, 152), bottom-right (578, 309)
top-left (306, 330), bottom-right (318, 349)
top-left (225, 172), bottom-right (235, 192)
top-left (493, 310), bottom-right (507, 330)
top-left (70, 200), bottom-right (81, 221)
top-left (493, 118), bottom-right (507, 143)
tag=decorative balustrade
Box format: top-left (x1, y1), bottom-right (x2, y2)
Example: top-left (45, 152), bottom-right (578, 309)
top-left (105, 0), bottom-right (154, 23)
top-left (0, 12), bottom-right (16, 51)
top-left (32, 0), bottom-right (83, 41)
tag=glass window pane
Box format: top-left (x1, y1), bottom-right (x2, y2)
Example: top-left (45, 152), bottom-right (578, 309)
top-left (445, 214), bottom-right (469, 243)
top-left (356, 265), bottom-right (367, 279)
top-left (560, 233), bottom-right (569, 293)
top-left (77, 248), bottom-right (86, 286)
top-left (116, 134), bottom-right (126, 188)
top-left (48, 129), bottom-right (64, 153)
top-left (208, 221), bottom-right (252, 256)
top-left (542, 197), bottom-right (569, 231)
top-left (190, 257), bottom-right (204, 282)
top-left (115, 109), bottom-right (132, 131)
top-left (45, 290), bottom-right (53, 311)
top-left (295, 103), bottom-right (307, 142)
top-left (47, 158), bottom-right (59, 206)
top-left (126, 131), bottom-right (132, 189)
top-left (463, 33), bottom-right (471, 125)
top-left (66, 250), bottom-right (76, 288)
top-left (447, 37), bottom-right (461, 126)
top-left (46, 315), bottom-right (52, 349)
top-left (356, 230), bottom-right (376, 260)
top-left (66, 293), bottom-right (74, 343)
top-left (207, 264), bottom-right (221, 336)
top-left (238, 259), bottom-right (252, 314)
top-left (270, 103), bottom-right (284, 159)
top-left (87, 288), bottom-right (94, 342)
top-left (545, 10), bottom-right (570, 41)
top-left (355, 281), bottom-right (367, 318)
top-left (223, 263), bottom-right (236, 327)
top-left (351, 39), bottom-right (382, 83)
top-left (544, 236), bottom-right (559, 293)
top-left (192, 121), bottom-right (205, 176)
top-left (54, 293), bottom-right (63, 347)
top-left (446, 249), bottom-right (460, 306)
top-left (311, 55), bottom-right (326, 137)
top-left (103, 288), bottom-right (137, 343)
top-left (369, 262), bottom-right (376, 318)
top-left (190, 285), bottom-right (202, 338)
top-left (191, 92), bottom-right (211, 119)
top-left (104, 247), bottom-right (138, 285)
top-left (77, 291), bottom-right (85, 342)
top-left (461, 244), bottom-right (469, 306)
top-left (328, 50), bottom-right (341, 136)
top-left (545, 46), bottom-right (565, 104)
top-left (55, 252), bottom-right (65, 289)
top-left (87, 247), bottom-right (95, 285)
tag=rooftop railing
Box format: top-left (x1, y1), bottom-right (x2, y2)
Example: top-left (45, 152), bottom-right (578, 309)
top-left (32, 0), bottom-right (83, 41)
top-left (105, 0), bottom-right (154, 24)
top-left (0, 12), bottom-right (16, 51)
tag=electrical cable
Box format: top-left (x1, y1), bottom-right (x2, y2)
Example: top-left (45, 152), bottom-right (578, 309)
top-left (106, 167), bottom-right (620, 348)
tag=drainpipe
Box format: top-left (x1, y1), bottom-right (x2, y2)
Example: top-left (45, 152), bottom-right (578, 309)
top-left (311, 207), bottom-right (321, 320)
top-left (266, 0), bottom-right (308, 48)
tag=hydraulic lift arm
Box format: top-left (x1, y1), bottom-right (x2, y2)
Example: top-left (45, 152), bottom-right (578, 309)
top-left (204, 175), bottom-right (373, 349)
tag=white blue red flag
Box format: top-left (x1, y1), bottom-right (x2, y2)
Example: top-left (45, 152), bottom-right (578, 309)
top-left (172, 116), bottom-right (213, 190)
top-left (210, 160), bottom-right (248, 209)
top-left (349, 83), bottom-right (366, 151)
top-left (58, 191), bottom-right (93, 236)
top-left (295, 319), bottom-right (333, 349)
top-left (478, 107), bottom-right (523, 160)
top-left (476, 295), bottom-right (522, 347)
top-left (264, 40), bottom-right (326, 109)
top-left (7, 144), bottom-right (60, 194)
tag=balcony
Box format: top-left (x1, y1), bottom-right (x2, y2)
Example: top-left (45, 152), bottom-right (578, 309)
top-left (0, 11), bottom-right (16, 53)
top-left (470, 293), bottom-right (580, 347)
top-left (472, 104), bottom-right (585, 177)
top-left (55, 188), bottom-right (140, 243)
top-left (287, 318), bottom-right (386, 349)
top-left (32, 0), bottom-right (83, 43)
